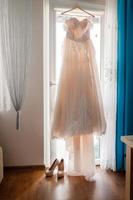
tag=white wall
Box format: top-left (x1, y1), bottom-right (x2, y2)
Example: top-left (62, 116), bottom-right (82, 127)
top-left (50, 0), bottom-right (105, 10)
top-left (0, 0), bottom-right (44, 166)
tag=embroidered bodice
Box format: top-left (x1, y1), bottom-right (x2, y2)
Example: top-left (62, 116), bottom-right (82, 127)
top-left (65, 18), bottom-right (92, 42)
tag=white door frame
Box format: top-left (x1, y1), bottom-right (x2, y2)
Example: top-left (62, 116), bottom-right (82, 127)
top-left (43, 0), bottom-right (50, 166)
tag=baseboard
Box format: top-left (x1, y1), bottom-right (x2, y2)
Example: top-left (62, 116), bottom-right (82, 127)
top-left (4, 165), bottom-right (45, 170)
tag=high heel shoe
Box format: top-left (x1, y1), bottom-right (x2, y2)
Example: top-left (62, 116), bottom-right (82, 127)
top-left (57, 159), bottom-right (64, 179)
top-left (45, 159), bottom-right (59, 177)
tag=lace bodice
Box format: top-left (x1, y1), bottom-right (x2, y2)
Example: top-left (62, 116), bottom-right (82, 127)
top-left (65, 18), bottom-right (92, 42)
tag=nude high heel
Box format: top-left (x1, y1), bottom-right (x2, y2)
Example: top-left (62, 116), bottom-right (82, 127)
top-left (45, 159), bottom-right (59, 177)
top-left (57, 159), bottom-right (64, 179)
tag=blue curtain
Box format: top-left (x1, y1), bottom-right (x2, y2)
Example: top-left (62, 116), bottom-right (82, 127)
top-left (116, 0), bottom-right (133, 171)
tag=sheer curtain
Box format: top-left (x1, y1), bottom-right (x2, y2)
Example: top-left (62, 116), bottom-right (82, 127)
top-left (100, 0), bottom-right (117, 171)
top-left (0, 47), bottom-right (10, 112)
top-left (0, 0), bottom-right (32, 129)
top-left (0, 23), bottom-right (10, 112)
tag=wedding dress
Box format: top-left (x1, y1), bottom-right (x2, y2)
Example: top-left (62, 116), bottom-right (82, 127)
top-left (51, 18), bottom-right (106, 178)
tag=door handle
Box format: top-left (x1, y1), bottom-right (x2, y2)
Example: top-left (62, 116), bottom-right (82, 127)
top-left (50, 81), bottom-right (56, 87)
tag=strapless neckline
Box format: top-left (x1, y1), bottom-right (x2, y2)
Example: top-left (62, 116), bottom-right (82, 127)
top-left (65, 17), bottom-right (91, 42)
top-left (69, 17), bottom-right (89, 23)
top-left (65, 17), bottom-right (91, 30)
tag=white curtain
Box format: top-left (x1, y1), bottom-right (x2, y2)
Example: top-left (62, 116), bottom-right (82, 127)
top-left (0, 52), bottom-right (10, 112)
top-left (100, 0), bottom-right (117, 171)
top-left (0, 22), bottom-right (10, 112)
top-left (0, 0), bottom-right (32, 129)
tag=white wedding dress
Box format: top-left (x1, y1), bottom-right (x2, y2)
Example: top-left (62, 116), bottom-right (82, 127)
top-left (51, 18), bottom-right (106, 178)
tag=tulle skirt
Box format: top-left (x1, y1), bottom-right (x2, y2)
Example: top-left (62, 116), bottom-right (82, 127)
top-left (51, 38), bottom-right (106, 138)
top-left (51, 37), bottom-right (106, 179)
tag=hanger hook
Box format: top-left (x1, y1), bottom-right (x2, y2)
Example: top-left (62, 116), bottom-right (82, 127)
top-left (73, 3), bottom-right (80, 9)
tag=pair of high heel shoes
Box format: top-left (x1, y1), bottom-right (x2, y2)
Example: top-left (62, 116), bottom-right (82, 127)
top-left (45, 159), bottom-right (64, 178)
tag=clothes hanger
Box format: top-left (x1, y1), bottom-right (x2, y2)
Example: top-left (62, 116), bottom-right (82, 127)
top-left (61, 4), bottom-right (95, 18)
